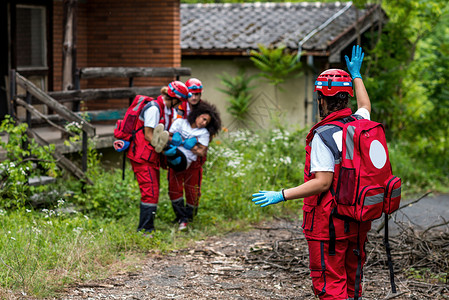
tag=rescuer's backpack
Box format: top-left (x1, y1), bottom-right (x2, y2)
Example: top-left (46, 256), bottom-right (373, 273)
top-left (114, 95), bottom-right (154, 141)
top-left (329, 116), bottom-right (402, 299)
top-left (333, 117), bottom-right (402, 222)
top-left (114, 95), bottom-right (163, 180)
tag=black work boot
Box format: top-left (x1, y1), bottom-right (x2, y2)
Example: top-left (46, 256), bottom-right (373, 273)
top-left (171, 197), bottom-right (186, 223)
top-left (137, 203), bottom-right (157, 233)
top-left (185, 204), bottom-right (198, 222)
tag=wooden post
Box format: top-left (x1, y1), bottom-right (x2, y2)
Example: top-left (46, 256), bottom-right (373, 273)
top-left (82, 130), bottom-right (88, 192)
top-left (128, 77), bottom-right (134, 106)
top-left (62, 0), bottom-right (78, 94)
top-left (25, 92), bottom-right (32, 127)
top-left (73, 68), bottom-right (81, 111)
top-left (23, 91), bottom-right (32, 153)
top-left (9, 69), bottom-right (16, 119)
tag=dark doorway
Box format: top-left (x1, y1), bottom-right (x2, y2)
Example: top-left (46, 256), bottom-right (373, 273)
top-left (0, 1), bottom-right (9, 120)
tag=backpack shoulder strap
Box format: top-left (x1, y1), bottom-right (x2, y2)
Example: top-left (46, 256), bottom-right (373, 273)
top-left (139, 98), bottom-right (161, 119)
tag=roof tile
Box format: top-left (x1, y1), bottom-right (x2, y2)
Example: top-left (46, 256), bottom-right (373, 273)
top-left (181, 2), bottom-right (369, 51)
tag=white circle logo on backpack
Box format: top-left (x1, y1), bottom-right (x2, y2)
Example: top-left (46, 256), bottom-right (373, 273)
top-left (369, 140), bottom-right (387, 169)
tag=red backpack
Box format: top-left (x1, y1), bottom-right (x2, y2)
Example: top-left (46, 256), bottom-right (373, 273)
top-left (114, 95), bottom-right (165, 141)
top-left (333, 118), bottom-right (402, 221)
top-left (331, 117), bottom-right (402, 297)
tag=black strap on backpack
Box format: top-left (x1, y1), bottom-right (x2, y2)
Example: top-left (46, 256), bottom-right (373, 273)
top-left (121, 151), bottom-right (127, 180)
top-left (354, 223), bottom-right (362, 300)
top-left (384, 214), bottom-right (397, 293)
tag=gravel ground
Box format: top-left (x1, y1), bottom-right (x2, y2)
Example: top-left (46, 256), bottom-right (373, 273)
top-left (54, 217), bottom-right (448, 300)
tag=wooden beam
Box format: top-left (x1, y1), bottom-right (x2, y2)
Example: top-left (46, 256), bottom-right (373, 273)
top-left (26, 129), bottom-right (93, 185)
top-left (15, 98), bottom-right (75, 137)
top-left (79, 67), bottom-right (191, 79)
top-left (83, 109), bottom-right (127, 122)
top-left (47, 86), bottom-right (162, 101)
top-left (16, 73), bottom-right (95, 137)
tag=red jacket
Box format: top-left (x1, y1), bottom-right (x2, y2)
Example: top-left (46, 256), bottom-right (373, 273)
top-left (127, 95), bottom-right (173, 165)
top-left (302, 108), bottom-right (371, 240)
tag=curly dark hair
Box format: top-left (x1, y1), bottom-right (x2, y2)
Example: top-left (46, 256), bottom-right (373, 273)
top-left (187, 100), bottom-right (222, 137)
top-left (317, 91), bottom-right (350, 116)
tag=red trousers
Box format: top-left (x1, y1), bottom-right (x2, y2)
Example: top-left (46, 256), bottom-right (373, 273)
top-left (168, 165), bottom-right (202, 207)
top-left (307, 233), bottom-right (368, 300)
top-left (131, 160), bottom-right (160, 204)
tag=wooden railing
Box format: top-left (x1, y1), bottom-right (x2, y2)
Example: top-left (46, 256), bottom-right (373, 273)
top-left (10, 67), bottom-right (191, 185)
top-left (11, 70), bottom-right (95, 184)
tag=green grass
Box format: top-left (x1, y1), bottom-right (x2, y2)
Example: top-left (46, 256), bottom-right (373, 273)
top-left (0, 125), bottom-right (448, 297)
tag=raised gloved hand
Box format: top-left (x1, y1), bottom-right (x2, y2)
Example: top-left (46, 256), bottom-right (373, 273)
top-left (252, 190), bottom-right (285, 207)
top-left (171, 132), bottom-right (182, 147)
top-left (163, 144), bottom-right (178, 157)
top-left (113, 140), bottom-right (130, 152)
top-left (168, 156), bottom-right (182, 166)
top-left (345, 45), bottom-right (364, 80)
top-left (183, 137), bottom-right (197, 150)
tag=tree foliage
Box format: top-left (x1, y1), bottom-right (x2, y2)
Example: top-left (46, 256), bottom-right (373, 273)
top-left (250, 44), bottom-right (303, 87)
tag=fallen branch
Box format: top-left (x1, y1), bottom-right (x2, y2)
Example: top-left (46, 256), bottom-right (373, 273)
top-left (376, 191), bottom-right (432, 233)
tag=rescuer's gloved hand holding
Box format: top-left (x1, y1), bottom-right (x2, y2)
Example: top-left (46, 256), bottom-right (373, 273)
top-left (345, 45), bottom-right (364, 80)
top-left (168, 156), bottom-right (182, 166)
top-left (171, 132), bottom-right (183, 147)
top-left (252, 190), bottom-right (285, 207)
top-left (183, 137), bottom-right (197, 150)
top-left (163, 144), bottom-right (178, 156)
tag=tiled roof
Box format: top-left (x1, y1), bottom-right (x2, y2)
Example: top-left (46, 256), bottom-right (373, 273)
top-left (181, 2), bottom-right (371, 52)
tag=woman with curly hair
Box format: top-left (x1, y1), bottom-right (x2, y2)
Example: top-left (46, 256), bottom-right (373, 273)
top-left (153, 100), bottom-right (221, 230)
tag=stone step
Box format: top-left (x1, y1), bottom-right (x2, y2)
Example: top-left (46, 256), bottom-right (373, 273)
top-left (28, 176), bottom-right (57, 186)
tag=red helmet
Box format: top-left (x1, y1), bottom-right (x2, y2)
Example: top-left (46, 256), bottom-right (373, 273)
top-left (167, 81), bottom-right (191, 101)
top-left (185, 78), bottom-right (203, 93)
top-left (314, 69), bottom-right (353, 97)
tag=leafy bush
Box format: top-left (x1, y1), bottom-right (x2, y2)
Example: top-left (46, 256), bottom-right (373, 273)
top-left (0, 116), bottom-right (58, 207)
top-left (250, 44), bottom-right (303, 87)
top-left (217, 69), bottom-right (257, 122)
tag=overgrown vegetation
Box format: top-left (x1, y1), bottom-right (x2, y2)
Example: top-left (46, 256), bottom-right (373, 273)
top-left (0, 116), bottom-right (58, 207)
top-left (217, 69), bottom-right (257, 124)
top-left (250, 44), bottom-right (303, 103)
top-left (1, 115), bottom-right (447, 297)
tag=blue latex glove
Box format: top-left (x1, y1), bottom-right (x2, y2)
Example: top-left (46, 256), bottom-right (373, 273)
top-left (252, 190), bottom-right (285, 207)
top-left (168, 156), bottom-right (182, 166)
top-left (183, 137), bottom-right (197, 150)
top-left (345, 45), bottom-right (364, 80)
top-left (163, 144), bottom-right (178, 157)
top-left (171, 132), bottom-right (182, 147)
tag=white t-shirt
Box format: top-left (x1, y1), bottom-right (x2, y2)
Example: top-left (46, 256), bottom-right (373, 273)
top-left (169, 118), bottom-right (210, 167)
top-left (310, 108), bottom-right (370, 173)
top-left (143, 105), bottom-right (173, 130)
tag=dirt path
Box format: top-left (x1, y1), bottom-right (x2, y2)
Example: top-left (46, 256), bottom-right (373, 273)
top-left (57, 213), bottom-right (448, 300)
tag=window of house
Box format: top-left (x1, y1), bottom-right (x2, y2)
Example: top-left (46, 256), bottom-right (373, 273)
top-left (16, 5), bottom-right (47, 69)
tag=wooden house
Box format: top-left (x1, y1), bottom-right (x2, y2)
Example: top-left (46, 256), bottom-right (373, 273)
top-left (0, 0), bottom-right (184, 120)
top-left (180, 2), bottom-right (386, 129)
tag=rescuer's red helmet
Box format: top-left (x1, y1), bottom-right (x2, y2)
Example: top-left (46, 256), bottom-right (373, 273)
top-left (185, 78), bottom-right (203, 93)
top-left (314, 69), bottom-right (353, 97)
top-left (167, 81), bottom-right (191, 101)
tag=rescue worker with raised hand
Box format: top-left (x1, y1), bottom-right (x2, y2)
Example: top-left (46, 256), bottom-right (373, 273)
top-left (128, 81), bottom-right (190, 236)
top-left (252, 45), bottom-right (371, 300)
